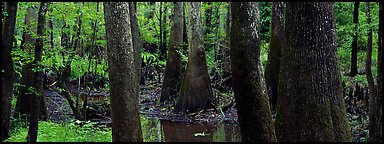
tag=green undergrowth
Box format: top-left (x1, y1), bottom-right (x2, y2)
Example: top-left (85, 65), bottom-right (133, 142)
top-left (5, 120), bottom-right (112, 142)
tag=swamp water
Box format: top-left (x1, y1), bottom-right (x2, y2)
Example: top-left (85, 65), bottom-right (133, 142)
top-left (140, 116), bottom-right (241, 142)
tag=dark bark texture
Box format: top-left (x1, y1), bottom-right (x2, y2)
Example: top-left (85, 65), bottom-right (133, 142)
top-left (161, 2), bottom-right (184, 102)
top-left (176, 2), bottom-right (213, 114)
top-left (104, 2), bottom-right (143, 142)
top-left (230, 2), bottom-right (276, 142)
top-left (276, 2), bottom-right (351, 142)
top-left (351, 2), bottom-right (359, 77)
top-left (368, 2), bottom-right (382, 142)
top-left (1, 2), bottom-right (17, 141)
top-left (265, 2), bottom-right (284, 112)
top-left (27, 2), bottom-right (49, 142)
top-left (15, 2), bottom-right (47, 122)
top-left (129, 2), bottom-right (142, 104)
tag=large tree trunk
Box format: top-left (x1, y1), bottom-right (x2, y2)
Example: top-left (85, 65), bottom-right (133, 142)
top-left (276, 2), bottom-right (351, 142)
top-left (368, 2), bottom-right (382, 142)
top-left (27, 2), bottom-right (49, 142)
top-left (265, 2), bottom-right (284, 112)
top-left (161, 2), bottom-right (184, 102)
top-left (162, 3), bottom-right (168, 60)
top-left (230, 2), bottom-right (276, 142)
top-left (182, 3), bottom-right (188, 52)
top-left (351, 2), bottom-right (359, 77)
top-left (104, 2), bottom-right (143, 142)
top-left (1, 2), bottom-right (17, 141)
top-left (175, 2), bottom-right (213, 114)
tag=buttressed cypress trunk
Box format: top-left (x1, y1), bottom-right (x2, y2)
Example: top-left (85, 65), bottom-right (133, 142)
top-left (161, 2), bottom-right (184, 102)
top-left (176, 2), bottom-right (213, 114)
top-left (230, 2), bottom-right (276, 142)
top-left (104, 2), bottom-right (143, 142)
top-left (1, 2), bottom-right (17, 141)
top-left (276, 2), bottom-right (351, 142)
top-left (265, 2), bottom-right (284, 112)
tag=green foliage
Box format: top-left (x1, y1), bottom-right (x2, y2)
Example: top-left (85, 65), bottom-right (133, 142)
top-left (336, 2), bottom-right (379, 82)
top-left (5, 120), bottom-right (112, 142)
top-left (258, 2), bottom-right (272, 42)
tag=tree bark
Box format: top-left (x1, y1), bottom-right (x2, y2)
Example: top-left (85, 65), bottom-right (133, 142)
top-left (1, 2), bottom-right (17, 141)
top-left (129, 2), bottom-right (143, 109)
top-left (276, 2), bottom-right (351, 142)
top-left (230, 2), bottom-right (276, 142)
top-left (368, 2), bottom-right (382, 142)
top-left (175, 2), bottom-right (213, 114)
top-left (162, 3), bottom-right (168, 60)
top-left (265, 2), bottom-right (284, 112)
top-left (182, 3), bottom-right (188, 50)
top-left (161, 2), bottom-right (184, 102)
top-left (14, 3), bottom-right (37, 121)
top-left (27, 2), bottom-right (49, 142)
top-left (351, 2), bottom-right (359, 77)
top-left (104, 2), bottom-right (143, 142)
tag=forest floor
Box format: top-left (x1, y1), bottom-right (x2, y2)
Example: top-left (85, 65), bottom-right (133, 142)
top-left (43, 74), bottom-right (239, 127)
top-left (41, 73), bottom-right (369, 142)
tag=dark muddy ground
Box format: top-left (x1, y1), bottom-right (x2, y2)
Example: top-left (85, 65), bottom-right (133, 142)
top-left (43, 75), bottom-right (239, 127)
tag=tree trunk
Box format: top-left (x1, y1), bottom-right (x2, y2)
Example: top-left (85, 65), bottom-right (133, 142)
top-left (162, 3), bottom-right (168, 60)
top-left (175, 2), bottom-right (213, 114)
top-left (204, 2), bottom-right (213, 51)
top-left (230, 2), bottom-right (276, 142)
top-left (351, 2), bottom-right (359, 77)
top-left (1, 2), bottom-right (17, 141)
top-left (129, 2), bottom-right (143, 108)
top-left (104, 2), bottom-right (143, 142)
top-left (221, 3), bottom-right (232, 90)
top-left (161, 2), bottom-right (184, 102)
top-left (276, 2), bottom-right (351, 142)
top-left (265, 2), bottom-right (284, 112)
top-left (14, 3), bottom-right (37, 121)
top-left (368, 2), bottom-right (382, 142)
top-left (27, 2), bottom-right (49, 142)
top-left (182, 3), bottom-right (188, 51)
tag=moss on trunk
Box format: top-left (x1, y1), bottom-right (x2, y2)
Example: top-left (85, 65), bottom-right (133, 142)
top-left (276, 2), bottom-right (351, 142)
top-left (230, 2), bottom-right (276, 142)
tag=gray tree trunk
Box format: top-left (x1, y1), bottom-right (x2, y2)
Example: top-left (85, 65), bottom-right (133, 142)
top-left (175, 2), bottom-right (213, 114)
top-left (104, 2), bottom-right (143, 142)
top-left (230, 2), bottom-right (276, 142)
top-left (276, 2), bottom-right (351, 142)
top-left (161, 2), bottom-right (184, 102)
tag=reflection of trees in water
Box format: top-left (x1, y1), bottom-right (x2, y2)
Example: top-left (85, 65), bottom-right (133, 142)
top-left (161, 120), bottom-right (241, 142)
top-left (161, 120), bottom-right (215, 142)
top-left (141, 117), bottom-right (241, 142)
top-left (141, 118), bottom-right (163, 142)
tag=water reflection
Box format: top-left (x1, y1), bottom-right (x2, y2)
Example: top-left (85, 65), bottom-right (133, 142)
top-left (140, 116), bottom-right (241, 142)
